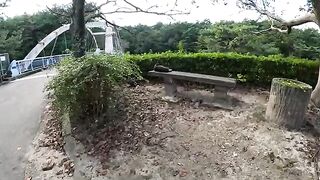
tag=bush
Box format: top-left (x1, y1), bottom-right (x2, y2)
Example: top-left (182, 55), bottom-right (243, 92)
top-left (126, 52), bottom-right (319, 87)
top-left (48, 55), bottom-right (141, 122)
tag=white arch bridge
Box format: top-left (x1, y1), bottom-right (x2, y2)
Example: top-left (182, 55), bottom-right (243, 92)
top-left (8, 21), bottom-right (122, 77)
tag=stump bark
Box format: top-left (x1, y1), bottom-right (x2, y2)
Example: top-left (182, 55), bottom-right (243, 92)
top-left (266, 78), bottom-right (312, 129)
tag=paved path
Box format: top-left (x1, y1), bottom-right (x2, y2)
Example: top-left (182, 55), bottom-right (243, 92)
top-left (0, 71), bottom-right (55, 179)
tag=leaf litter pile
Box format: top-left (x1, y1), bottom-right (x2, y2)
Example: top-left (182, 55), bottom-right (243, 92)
top-left (25, 105), bottom-right (75, 179)
top-left (70, 83), bottom-right (319, 179)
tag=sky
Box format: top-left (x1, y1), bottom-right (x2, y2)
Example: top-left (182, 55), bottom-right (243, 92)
top-left (2, 0), bottom-right (318, 28)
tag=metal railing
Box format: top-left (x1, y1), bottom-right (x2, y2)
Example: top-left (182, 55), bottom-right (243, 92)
top-left (14, 54), bottom-right (70, 75)
top-left (11, 52), bottom-right (96, 77)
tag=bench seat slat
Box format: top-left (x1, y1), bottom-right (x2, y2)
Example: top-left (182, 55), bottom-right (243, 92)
top-left (148, 71), bottom-right (236, 88)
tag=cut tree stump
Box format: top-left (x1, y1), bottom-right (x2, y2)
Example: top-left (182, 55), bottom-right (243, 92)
top-left (266, 78), bottom-right (312, 129)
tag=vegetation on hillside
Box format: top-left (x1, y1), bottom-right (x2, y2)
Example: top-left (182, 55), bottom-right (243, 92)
top-left (1, 10), bottom-right (320, 60)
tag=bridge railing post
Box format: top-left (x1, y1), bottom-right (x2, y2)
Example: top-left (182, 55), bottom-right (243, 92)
top-left (42, 58), bottom-right (45, 68)
top-left (17, 62), bottom-right (21, 74)
top-left (30, 60), bottom-right (34, 71)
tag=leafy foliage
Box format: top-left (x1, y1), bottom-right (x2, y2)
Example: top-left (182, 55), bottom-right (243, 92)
top-left (0, 4), bottom-right (97, 60)
top-left (0, 12), bottom-right (68, 59)
top-left (1, 12), bottom-right (320, 61)
top-left (48, 55), bottom-right (141, 122)
top-left (126, 52), bottom-right (319, 86)
top-left (120, 20), bottom-right (320, 60)
top-left (198, 20), bottom-right (320, 59)
top-left (119, 21), bottom-right (211, 54)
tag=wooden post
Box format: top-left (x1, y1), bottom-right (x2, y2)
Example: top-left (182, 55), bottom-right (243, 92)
top-left (266, 78), bottom-right (312, 129)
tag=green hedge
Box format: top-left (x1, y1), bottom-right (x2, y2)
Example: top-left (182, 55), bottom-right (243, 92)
top-left (125, 52), bottom-right (320, 87)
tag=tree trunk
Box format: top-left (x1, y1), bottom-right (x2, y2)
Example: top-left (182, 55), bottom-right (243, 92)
top-left (311, 1), bottom-right (320, 107)
top-left (70, 0), bottom-right (86, 58)
top-left (311, 67), bottom-right (320, 107)
top-left (266, 78), bottom-right (312, 129)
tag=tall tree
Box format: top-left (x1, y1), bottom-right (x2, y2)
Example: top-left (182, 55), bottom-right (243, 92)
top-left (233, 0), bottom-right (320, 107)
top-left (197, 20), bottom-right (320, 57)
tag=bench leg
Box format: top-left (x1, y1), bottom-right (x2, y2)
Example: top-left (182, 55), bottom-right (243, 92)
top-left (214, 86), bottom-right (229, 99)
top-left (164, 77), bottom-right (177, 97)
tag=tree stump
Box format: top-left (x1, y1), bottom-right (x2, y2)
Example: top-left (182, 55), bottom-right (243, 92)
top-left (266, 78), bottom-right (312, 129)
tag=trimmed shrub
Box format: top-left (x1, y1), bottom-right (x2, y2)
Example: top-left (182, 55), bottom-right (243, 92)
top-left (47, 55), bottom-right (141, 122)
top-left (126, 52), bottom-right (319, 87)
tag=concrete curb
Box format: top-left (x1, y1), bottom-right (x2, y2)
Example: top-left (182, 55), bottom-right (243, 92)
top-left (0, 69), bottom-right (43, 86)
top-left (12, 69), bottom-right (43, 80)
top-left (62, 113), bottom-right (91, 180)
top-left (0, 81), bottom-right (10, 86)
top-left (62, 113), bottom-right (72, 137)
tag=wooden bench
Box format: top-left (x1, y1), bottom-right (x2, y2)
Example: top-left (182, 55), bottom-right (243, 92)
top-left (148, 70), bottom-right (236, 101)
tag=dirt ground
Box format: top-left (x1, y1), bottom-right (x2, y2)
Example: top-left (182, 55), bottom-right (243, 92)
top-left (67, 83), bottom-right (320, 180)
top-left (25, 104), bottom-right (75, 180)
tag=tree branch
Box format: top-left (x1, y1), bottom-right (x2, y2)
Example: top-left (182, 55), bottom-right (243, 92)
top-left (123, 0), bottom-right (143, 11)
top-left (84, 1), bottom-right (116, 13)
top-left (0, 0), bottom-right (9, 8)
top-left (253, 27), bottom-right (272, 34)
top-left (240, 0), bottom-right (317, 33)
top-left (99, 14), bottom-right (132, 34)
top-left (46, 6), bottom-right (71, 17)
top-left (103, 9), bottom-right (187, 16)
top-left (283, 14), bottom-right (317, 27)
top-left (103, 0), bottom-right (189, 19)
